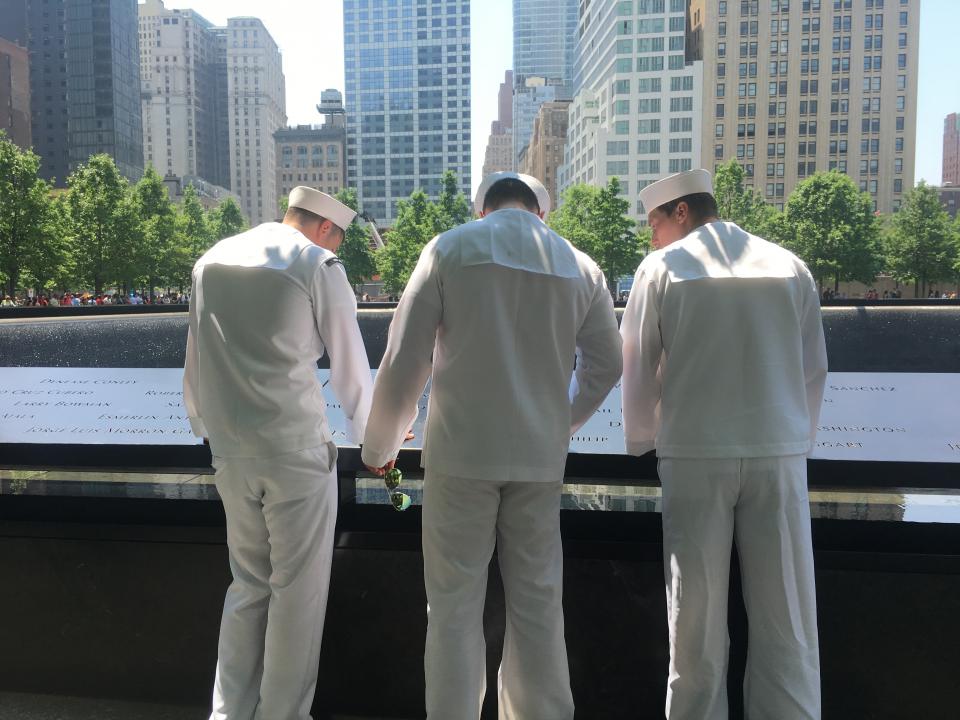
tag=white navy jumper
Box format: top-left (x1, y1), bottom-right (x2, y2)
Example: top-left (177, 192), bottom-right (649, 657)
top-left (184, 221), bottom-right (373, 720)
top-left (620, 220), bottom-right (828, 720)
top-left (361, 208), bottom-right (623, 720)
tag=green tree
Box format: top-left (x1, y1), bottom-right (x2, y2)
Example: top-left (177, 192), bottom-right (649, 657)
top-left (885, 182), bottom-right (959, 297)
top-left (23, 194), bottom-right (73, 294)
top-left (778, 171), bottom-right (881, 292)
top-left (178, 183), bottom-right (213, 260)
top-left (66, 154), bottom-right (136, 295)
top-left (434, 169), bottom-right (472, 234)
top-left (0, 133), bottom-right (54, 296)
top-left (375, 189), bottom-right (438, 294)
top-left (208, 197), bottom-right (247, 241)
top-left (548, 183), bottom-right (596, 248)
top-left (334, 188), bottom-right (377, 287)
top-left (132, 166), bottom-right (179, 299)
top-left (548, 178), bottom-right (640, 294)
top-left (955, 213), bottom-right (960, 278)
top-left (713, 159), bottom-right (778, 236)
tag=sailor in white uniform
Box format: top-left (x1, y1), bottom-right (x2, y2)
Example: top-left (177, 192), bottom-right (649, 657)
top-left (620, 169), bottom-right (828, 720)
top-left (184, 186), bottom-right (373, 720)
top-left (361, 172), bottom-right (623, 720)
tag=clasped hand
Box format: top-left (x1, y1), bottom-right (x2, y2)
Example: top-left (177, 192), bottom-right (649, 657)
top-left (363, 429), bottom-right (415, 475)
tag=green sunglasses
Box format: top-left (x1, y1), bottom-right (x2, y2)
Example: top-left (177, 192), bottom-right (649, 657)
top-left (384, 467), bottom-right (412, 511)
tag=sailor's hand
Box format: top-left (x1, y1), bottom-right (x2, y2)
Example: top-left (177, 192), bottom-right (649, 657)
top-left (404, 429), bottom-right (415, 442)
top-left (364, 458), bottom-right (396, 476)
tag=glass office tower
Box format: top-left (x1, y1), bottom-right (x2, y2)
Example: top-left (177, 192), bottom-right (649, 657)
top-left (343, 0), bottom-right (471, 224)
top-left (512, 0), bottom-right (578, 165)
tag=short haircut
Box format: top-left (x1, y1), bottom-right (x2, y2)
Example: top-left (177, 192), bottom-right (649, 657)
top-left (654, 192), bottom-right (718, 223)
top-left (284, 206), bottom-right (325, 225)
top-left (482, 178), bottom-right (540, 213)
top-left (284, 207), bottom-right (344, 238)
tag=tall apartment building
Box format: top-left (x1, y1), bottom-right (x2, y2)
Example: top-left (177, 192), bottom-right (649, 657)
top-left (560, 0), bottom-right (703, 222)
top-left (343, 0), bottom-right (471, 225)
top-left (224, 17), bottom-right (286, 225)
top-left (942, 113), bottom-right (960, 187)
top-left (276, 90), bottom-right (347, 201)
top-left (512, 0), bottom-right (578, 165)
top-left (694, 0), bottom-right (920, 213)
top-left (482, 70), bottom-right (513, 177)
top-left (0, 0), bottom-right (143, 184)
top-left (138, 0), bottom-right (228, 188)
top-left (519, 100), bottom-right (571, 209)
top-left (0, 37), bottom-right (30, 150)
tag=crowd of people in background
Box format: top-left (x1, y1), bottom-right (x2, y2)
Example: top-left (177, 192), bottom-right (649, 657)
top-left (0, 291), bottom-right (190, 307)
top-left (1, 287), bottom-right (958, 308)
top-left (821, 287), bottom-right (957, 301)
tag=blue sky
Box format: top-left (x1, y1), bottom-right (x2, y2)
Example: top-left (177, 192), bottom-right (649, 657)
top-left (167, 0), bottom-right (957, 195)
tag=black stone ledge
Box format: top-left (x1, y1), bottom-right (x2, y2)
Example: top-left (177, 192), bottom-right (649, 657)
top-left (1, 303), bottom-right (958, 488)
top-left (2, 444), bottom-right (959, 489)
top-left (3, 492), bottom-right (959, 564)
top-left (3, 304), bottom-right (960, 372)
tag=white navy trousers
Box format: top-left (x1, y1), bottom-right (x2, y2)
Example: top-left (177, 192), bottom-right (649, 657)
top-left (659, 455), bottom-right (821, 720)
top-left (421, 471), bottom-right (575, 720)
top-left (209, 442), bottom-right (339, 720)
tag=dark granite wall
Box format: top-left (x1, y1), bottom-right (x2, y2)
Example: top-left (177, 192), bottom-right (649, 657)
top-left (2, 306), bottom-right (959, 372)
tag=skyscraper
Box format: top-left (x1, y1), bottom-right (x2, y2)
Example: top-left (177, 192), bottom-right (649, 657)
top-left (224, 16), bottom-right (286, 226)
top-left (0, 0), bottom-right (143, 184)
top-left (66, 0), bottom-right (143, 182)
top-left (482, 70), bottom-right (513, 177)
top-left (138, 0), bottom-right (228, 188)
top-left (212, 27), bottom-right (231, 191)
top-left (512, 0), bottom-right (578, 164)
top-left (343, 0), bottom-right (472, 225)
top-left (0, 0), bottom-right (67, 181)
top-left (560, 0), bottom-right (703, 222)
top-left (695, 0), bottom-right (920, 213)
top-left (942, 113), bottom-right (960, 187)
top-left (0, 37), bottom-right (31, 150)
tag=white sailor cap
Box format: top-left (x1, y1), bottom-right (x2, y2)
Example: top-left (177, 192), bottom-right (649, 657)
top-left (638, 169), bottom-right (714, 215)
top-left (288, 186), bottom-right (356, 231)
top-left (475, 171), bottom-right (552, 215)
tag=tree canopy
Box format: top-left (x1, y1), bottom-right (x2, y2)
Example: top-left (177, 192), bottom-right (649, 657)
top-left (884, 182), bottom-right (959, 297)
top-left (549, 177), bottom-right (642, 294)
top-left (776, 170), bottom-right (882, 290)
